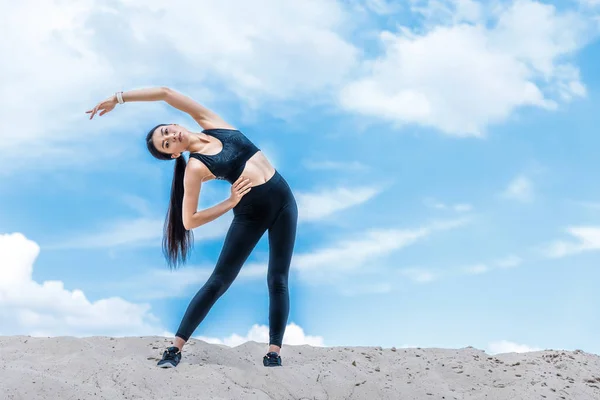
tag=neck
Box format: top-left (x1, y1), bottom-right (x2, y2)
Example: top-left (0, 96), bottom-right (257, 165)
top-left (186, 132), bottom-right (211, 153)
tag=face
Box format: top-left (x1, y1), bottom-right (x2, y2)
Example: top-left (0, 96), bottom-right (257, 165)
top-left (151, 124), bottom-right (190, 158)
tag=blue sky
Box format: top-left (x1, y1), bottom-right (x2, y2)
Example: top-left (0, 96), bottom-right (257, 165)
top-left (1, 0), bottom-right (600, 356)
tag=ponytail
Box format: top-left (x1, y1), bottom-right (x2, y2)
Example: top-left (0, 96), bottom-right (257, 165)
top-left (146, 123), bottom-right (193, 269)
top-left (163, 155), bottom-right (193, 269)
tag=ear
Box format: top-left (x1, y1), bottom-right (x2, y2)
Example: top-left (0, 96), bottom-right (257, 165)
top-left (171, 153), bottom-right (181, 159)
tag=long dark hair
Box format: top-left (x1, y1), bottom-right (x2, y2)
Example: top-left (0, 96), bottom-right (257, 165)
top-left (146, 123), bottom-right (193, 269)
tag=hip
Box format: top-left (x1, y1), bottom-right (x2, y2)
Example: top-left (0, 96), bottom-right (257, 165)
top-left (232, 170), bottom-right (296, 219)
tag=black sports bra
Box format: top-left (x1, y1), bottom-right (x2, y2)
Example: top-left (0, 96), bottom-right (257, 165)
top-left (189, 129), bottom-right (261, 184)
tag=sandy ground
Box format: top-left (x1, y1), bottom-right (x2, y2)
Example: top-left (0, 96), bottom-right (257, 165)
top-left (1, 336), bottom-right (599, 399)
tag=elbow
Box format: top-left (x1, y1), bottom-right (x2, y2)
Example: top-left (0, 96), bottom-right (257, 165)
top-left (183, 214), bottom-right (203, 231)
top-left (182, 214), bottom-right (192, 231)
top-left (161, 86), bottom-right (172, 99)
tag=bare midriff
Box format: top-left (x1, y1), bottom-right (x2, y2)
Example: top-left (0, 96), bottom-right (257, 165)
top-left (235, 151), bottom-right (276, 186)
top-left (200, 151), bottom-right (274, 186)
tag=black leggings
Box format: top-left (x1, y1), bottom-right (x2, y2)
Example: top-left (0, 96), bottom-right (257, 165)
top-left (175, 170), bottom-right (298, 348)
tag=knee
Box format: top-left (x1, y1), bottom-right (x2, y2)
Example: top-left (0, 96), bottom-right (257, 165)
top-left (206, 275), bottom-right (233, 297)
top-left (267, 274), bottom-right (288, 293)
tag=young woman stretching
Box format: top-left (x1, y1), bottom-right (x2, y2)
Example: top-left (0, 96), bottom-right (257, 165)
top-left (87, 87), bottom-right (298, 368)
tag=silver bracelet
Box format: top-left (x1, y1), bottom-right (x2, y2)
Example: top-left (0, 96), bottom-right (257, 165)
top-left (116, 91), bottom-right (124, 104)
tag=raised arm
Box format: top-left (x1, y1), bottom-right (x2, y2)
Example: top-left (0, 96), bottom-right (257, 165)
top-left (86, 86), bottom-right (235, 130)
top-left (162, 87), bottom-right (235, 130)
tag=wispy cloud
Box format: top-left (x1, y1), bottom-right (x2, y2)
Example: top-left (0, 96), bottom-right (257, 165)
top-left (540, 226), bottom-right (600, 258)
top-left (487, 340), bottom-right (542, 355)
top-left (571, 200), bottom-right (600, 210)
top-left (118, 261), bottom-right (268, 301)
top-left (461, 254), bottom-right (522, 276)
top-left (50, 180), bottom-right (384, 250)
top-left (296, 185), bottom-right (382, 222)
top-left (337, 282), bottom-right (394, 296)
top-left (577, 0), bottom-right (600, 8)
top-left (424, 197), bottom-right (473, 212)
top-left (44, 215), bottom-right (232, 250)
top-left (402, 253), bottom-right (522, 283)
top-left (119, 194), bottom-right (154, 216)
top-left (293, 218), bottom-right (470, 284)
top-left (463, 263), bottom-right (491, 275)
top-left (302, 160), bottom-right (370, 172)
top-left (502, 175), bottom-right (534, 203)
top-left (347, 0), bottom-right (400, 15)
top-left (494, 255), bottom-right (523, 269)
top-left (399, 267), bottom-right (441, 283)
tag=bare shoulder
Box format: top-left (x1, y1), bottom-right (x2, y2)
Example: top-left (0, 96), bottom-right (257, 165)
top-left (185, 157), bottom-right (214, 184)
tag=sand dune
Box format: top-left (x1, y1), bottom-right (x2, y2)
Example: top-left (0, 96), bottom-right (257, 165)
top-left (1, 336), bottom-right (599, 399)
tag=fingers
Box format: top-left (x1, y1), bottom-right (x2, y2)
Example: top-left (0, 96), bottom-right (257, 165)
top-left (232, 177), bottom-right (252, 200)
top-left (88, 106), bottom-right (98, 120)
top-left (237, 186), bottom-right (251, 198)
top-left (234, 177), bottom-right (251, 189)
top-left (239, 179), bottom-right (252, 191)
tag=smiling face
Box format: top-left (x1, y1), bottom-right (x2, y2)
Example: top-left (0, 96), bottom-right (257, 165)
top-left (151, 124), bottom-right (189, 158)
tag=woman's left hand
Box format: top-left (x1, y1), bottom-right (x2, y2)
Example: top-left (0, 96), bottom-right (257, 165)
top-left (86, 95), bottom-right (117, 120)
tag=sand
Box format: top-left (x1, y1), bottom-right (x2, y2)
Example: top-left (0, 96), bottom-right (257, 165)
top-left (1, 336), bottom-right (599, 399)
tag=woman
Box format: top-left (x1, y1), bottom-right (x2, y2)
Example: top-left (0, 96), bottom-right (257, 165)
top-left (86, 87), bottom-right (298, 368)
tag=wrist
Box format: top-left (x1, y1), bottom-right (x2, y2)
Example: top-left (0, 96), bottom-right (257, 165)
top-left (226, 197), bottom-right (237, 208)
top-left (115, 91), bottom-right (125, 104)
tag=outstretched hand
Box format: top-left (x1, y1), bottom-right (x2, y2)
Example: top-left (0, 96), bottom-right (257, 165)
top-left (86, 95), bottom-right (117, 120)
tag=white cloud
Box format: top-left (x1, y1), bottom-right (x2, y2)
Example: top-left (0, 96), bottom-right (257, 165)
top-left (573, 200), bottom-right (600, 210)
top-left (302, 160), bottom-right (370, 172)
top-left (578, 0), bottom-right (600, 8)
top-left (424, 197), bottom-right (473, 212)
top-left (410, 0), bottom-right (483, 25)
top-left (459, 254), bottom-right (522, 276)
top-left (120, 194), bottom-right (154, 216)
top-left (296, 185), bottom-right (382, 222)
top-left (349, 0), bottom-right (401, 15)
top-left (0, 0), bottom-right (358, 170)
top-left (463, 263), bottom-right (490, 275)
top-left (2, 0), bottom-right (596, 174)
top-left (194, 322), bottom-right (325, 347)
top-left (0, 232), bottom-right (163, 337)
top-left (541, 226), bottom-right (600, 258)
top-left (399, 268), bottom-right (440, 283)
top-left (340, 0), bottom-right (594, 136)
top-left (494, 254), bottom-right (522, 268)
top-left (337, 282), bottom-right (394, 296)
top-left (119, 261), bottom-right (268, 300)
top-left (294, 218), bottom-right (469, 283)
top-left (502, 175), bottom-right (534, 202)
top-left (49, 182), bottom-right (382, 250)
top-left (487, 340), bottom-right (542, 355)
top-left (45, 214), bottom-right (232, 250)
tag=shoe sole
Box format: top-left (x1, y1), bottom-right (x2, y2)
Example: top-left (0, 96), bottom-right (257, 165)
top-left (157, 362), bottom-right (177, 368)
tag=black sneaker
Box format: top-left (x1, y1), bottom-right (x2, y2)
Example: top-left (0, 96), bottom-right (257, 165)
top-left (157, 346), bottom-right (181, 368)
top-left (263, 351), bottom-right (282, 367)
